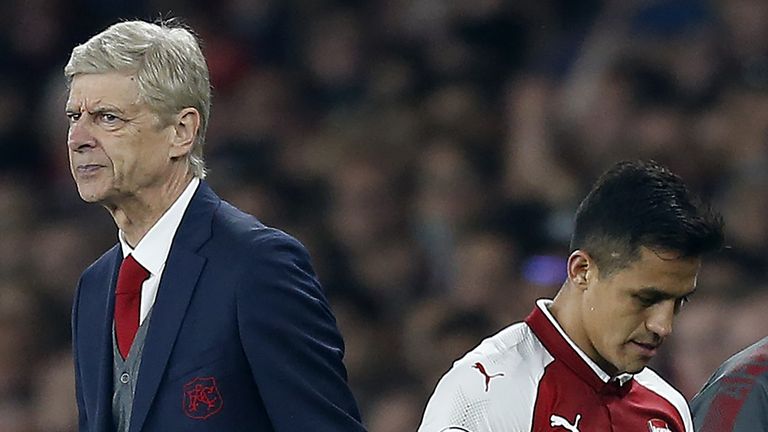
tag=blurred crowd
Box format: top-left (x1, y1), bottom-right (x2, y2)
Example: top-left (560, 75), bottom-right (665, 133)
top-left (1, 0), bottom-right (768, 430)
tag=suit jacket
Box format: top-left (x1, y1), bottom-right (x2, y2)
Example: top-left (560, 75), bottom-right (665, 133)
top-left (72, 181), bottom-right (366, 431)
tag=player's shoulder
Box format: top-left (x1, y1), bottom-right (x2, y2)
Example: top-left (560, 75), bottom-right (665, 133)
top-left (635, 368), bottom-right (693, 431)
top-left (634, 368), bottom-right (688, 406)
top-left (455, 320), bottom-right (552, 371)
top-left (718, 336), bottom-right (768, 378)
top-left (692, 337), bottom-right (768, 430)
top-left (418, 321), bottom-right (553, 432)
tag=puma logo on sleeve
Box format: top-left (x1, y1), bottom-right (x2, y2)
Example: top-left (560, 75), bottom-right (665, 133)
top-left (472, 362), bottom-right (504, 392)
top-left (550, 413), bottom-right (581, 432)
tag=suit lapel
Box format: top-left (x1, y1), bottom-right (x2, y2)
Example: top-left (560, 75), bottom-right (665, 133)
top-left (128, 182), bottom-right (218, 432)
top-left (93, 247), bottom-right (121, 432)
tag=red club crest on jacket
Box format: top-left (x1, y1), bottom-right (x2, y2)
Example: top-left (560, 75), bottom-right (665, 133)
top-left (183, 376), bottom-right (224, 420)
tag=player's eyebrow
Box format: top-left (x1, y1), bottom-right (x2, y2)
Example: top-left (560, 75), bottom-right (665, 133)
top-left (636, 286), bottom-right (696, 300)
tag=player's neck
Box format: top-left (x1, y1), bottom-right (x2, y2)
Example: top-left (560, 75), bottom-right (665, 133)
top-left (550, 287), bottom-right (618, 376)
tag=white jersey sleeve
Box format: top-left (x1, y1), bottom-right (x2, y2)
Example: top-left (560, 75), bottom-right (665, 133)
top-left (418, 360), bottom-right (497, 432)
top-left (418, 323), bottom-right (553, 432)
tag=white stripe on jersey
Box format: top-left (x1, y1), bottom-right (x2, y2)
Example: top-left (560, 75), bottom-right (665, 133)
top-left (635, 368), bottom-right (694, 432)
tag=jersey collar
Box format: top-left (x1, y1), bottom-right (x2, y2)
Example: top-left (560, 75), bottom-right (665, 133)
top-left (525, 299), bottom-right (634, 394)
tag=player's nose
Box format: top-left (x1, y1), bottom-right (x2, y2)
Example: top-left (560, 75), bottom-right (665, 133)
top-left (645, 301), bottom-right (675, 338)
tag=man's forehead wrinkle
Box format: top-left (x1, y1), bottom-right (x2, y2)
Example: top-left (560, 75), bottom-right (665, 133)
top-left (75, 95), bottom-right (141, 115)
top-left (647, 246), bottom-right (684, 261)
top-left (84, 97), bottom-right (105, 111)
top-left (68, 74), bottom-right (143, 110)
top-left (65, 97), bottom-right (91, 112)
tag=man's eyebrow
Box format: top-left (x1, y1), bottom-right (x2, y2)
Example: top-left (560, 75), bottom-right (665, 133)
top-left (636, 286), bottom-right (697, 299)
top-left (65, 104), bottom-right (127, 114)
top-left (88, 105), bottom-right (127, 114)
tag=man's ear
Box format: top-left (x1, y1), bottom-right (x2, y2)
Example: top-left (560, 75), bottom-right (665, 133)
top-left (169, 107), bottom-right (200, 159)
top-left (567, 250), bottom-right (595, 290)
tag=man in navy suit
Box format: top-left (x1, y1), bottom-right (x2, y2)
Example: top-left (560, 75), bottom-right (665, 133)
top-left (65, 19), bottom-right (366, 431)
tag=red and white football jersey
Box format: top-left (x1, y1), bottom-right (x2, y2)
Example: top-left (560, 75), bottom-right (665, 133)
top-left (418, 300), bottom-right (693, 432)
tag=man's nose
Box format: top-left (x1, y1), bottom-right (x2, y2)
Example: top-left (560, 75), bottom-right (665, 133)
top-left (645, 301), bottom-right (675, 338)
top-left (67, 118), bottom-right (96, 151)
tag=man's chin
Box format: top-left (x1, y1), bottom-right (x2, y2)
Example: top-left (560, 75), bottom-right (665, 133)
top-left (621, 360), bottom-right (649, 375)
top-left (76, 186), bottom-right (108, 203)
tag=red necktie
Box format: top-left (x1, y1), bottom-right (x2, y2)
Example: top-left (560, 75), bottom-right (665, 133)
top-left (114, 254), bottom-right (150, 359)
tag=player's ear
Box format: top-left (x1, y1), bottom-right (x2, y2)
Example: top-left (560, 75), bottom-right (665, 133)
top-left (567, 250), bottom-right (593, 290)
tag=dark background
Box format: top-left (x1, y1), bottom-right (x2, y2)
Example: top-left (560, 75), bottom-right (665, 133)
top-left (1, 0), bottom-right (767, 430)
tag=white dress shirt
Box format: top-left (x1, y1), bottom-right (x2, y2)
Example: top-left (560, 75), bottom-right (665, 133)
top-left (118, 178), bottom-right (200, 325)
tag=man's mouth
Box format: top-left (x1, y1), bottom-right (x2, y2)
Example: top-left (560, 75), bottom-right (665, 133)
top-left (630, 341), bottom-right (660, 357)
top-left (76, 164), bottom-right (106, 174)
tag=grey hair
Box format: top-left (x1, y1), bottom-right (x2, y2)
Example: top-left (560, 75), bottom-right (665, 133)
top-left (64, 19), bottom-right (211, 178)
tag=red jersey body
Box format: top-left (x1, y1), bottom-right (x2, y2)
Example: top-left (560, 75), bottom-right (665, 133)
top-left (418, 300), bottom-right (693, 432)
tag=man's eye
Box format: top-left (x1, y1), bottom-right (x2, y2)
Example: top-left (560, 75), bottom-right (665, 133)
top-left (100, 113), bottom-right (119, 123)
top-left (635, 296), bottom-right (655, 307)
top-left (66, 112), bottom-right (81, 122)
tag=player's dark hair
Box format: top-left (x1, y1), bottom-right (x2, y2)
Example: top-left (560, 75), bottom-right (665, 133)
top-left (570, 160), bottom-right (724, 276)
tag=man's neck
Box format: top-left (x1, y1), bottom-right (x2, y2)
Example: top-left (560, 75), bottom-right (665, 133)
top-left (107, 172), bottom-right (194, 247)
top-left (549, 286), bottom-right (619, 376)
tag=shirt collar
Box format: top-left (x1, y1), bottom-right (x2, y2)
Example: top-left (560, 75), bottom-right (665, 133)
top-left (119, 178), bottom-right (200, 275)
top-left (525, 299), bottom-right (635, 393)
